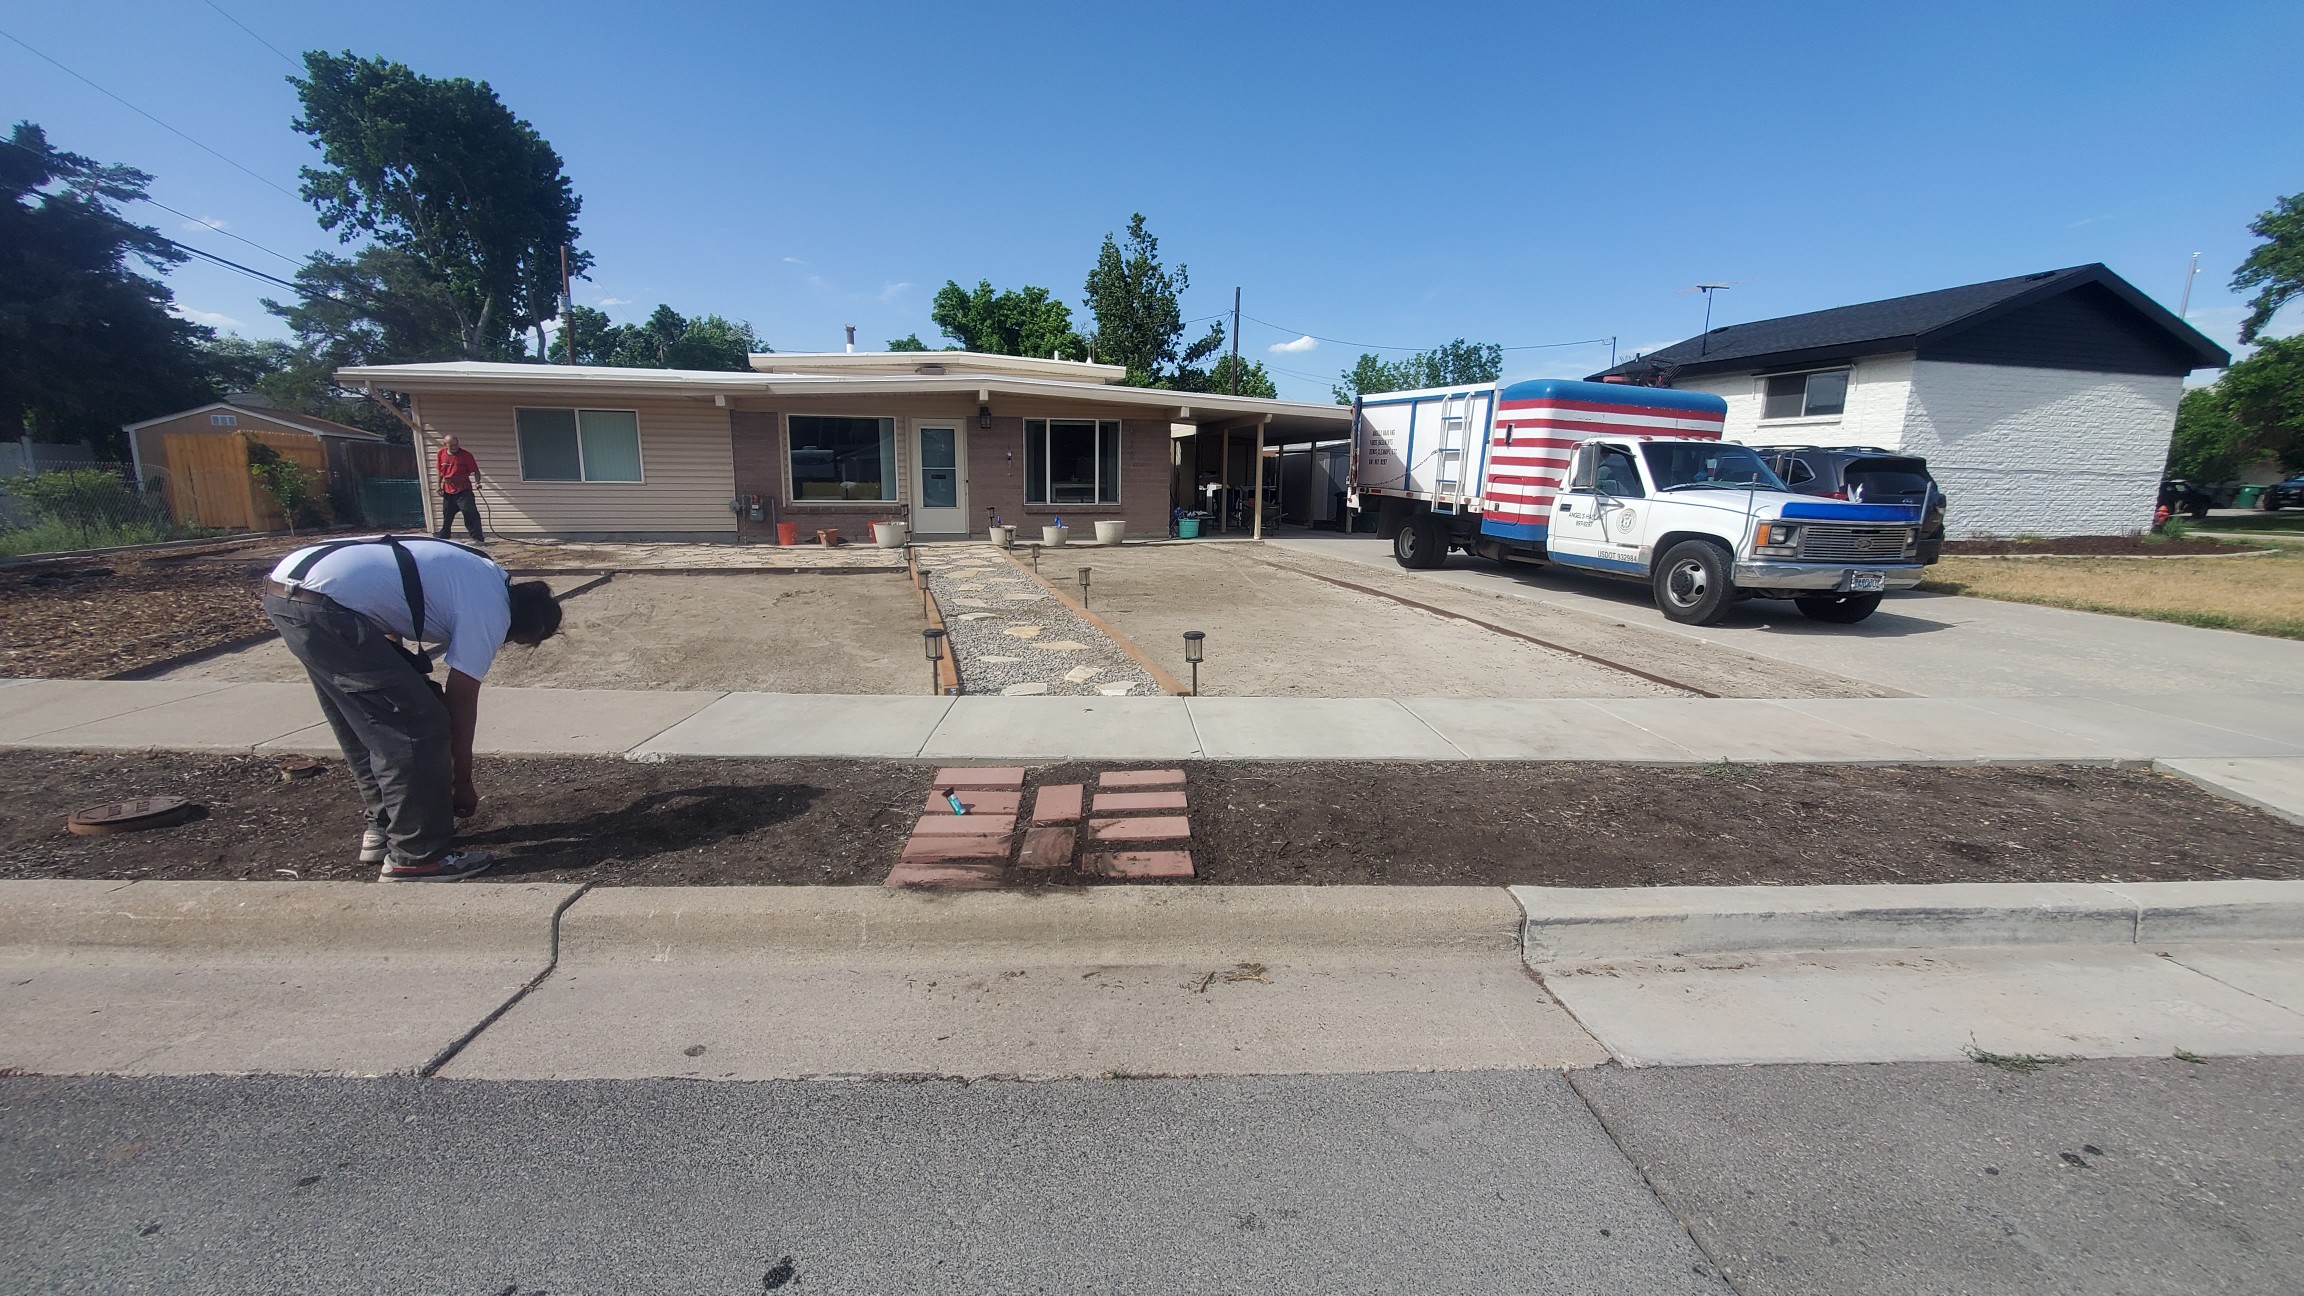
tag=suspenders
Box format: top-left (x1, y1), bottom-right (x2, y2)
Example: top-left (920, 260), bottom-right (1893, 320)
top-left (283, 535), bottom-right (488, 672)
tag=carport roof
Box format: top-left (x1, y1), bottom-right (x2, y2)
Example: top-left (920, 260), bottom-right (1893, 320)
top-left (335, 361), bottom-right (1353, 440)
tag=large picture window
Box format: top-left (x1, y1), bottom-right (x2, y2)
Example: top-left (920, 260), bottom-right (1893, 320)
top-left (1024, 418), bottom-right (1120, 504)
top-left (788, 416), bottom-right (896, 502)
top-left (515, 408), bottom-right (644, 482)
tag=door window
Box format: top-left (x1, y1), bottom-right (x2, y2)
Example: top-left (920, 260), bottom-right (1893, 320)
top-left (1595, 447), bottom-right (1645, 498)
top-left (919, 427), bottom-right (958, 508)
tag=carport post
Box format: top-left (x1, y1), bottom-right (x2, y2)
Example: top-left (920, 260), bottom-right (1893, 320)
top-left (1219, 426), bottom-right (1231, 533)
top-left (1252, 417), bottom-right (1269, 541)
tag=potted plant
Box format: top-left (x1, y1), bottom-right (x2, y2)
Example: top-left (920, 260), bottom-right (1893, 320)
top-left (1094, 519), bottom-right (1125, 546)
top-left (988, 509), bottom-right (1014, 548)
top-left (1041, 516), bottom-right (1069, 547)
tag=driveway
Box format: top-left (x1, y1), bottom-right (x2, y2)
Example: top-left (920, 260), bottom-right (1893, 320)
top-left (1269, 535), bottom-right (2304, 698)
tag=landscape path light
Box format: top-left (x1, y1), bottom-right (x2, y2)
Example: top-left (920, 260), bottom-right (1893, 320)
top-left (917, 568), bottom-right (933, 618)
top-left (1029, 543), bottom-right (1041, 572)
top-left (1183, 629), bottom-right (1205, 697)
top-left (1077, 566), bottom-right (1092, 609)
top-left (922, 627), bottom-right (947, 695)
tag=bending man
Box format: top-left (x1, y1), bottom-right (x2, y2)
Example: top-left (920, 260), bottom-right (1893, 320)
top-left (264, 536), bottom-right (561, 881)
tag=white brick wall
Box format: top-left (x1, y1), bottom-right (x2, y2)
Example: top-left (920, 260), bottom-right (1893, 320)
top-left (1673, 354), bottom-right (2181, 538)
top-left (1902, 361), bottom-right (2179, 538)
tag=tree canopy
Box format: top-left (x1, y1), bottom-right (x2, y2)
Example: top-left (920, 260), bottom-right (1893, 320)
top-left (552, 303), bottom-right (762, 370)
top-left (1331, 339), bottom-right (1503, 403)
top-left (290, 51), bottom-right (588, 360)
top-left (2166, 194), bottom-right (2304, 477)
top-left (0, 122), bottom-right (225, 454)
top-left (1082, 213), bottom-right (1224, 387)
top-left (930, 280), bottom-right (1087, 359)
top-left (1190, 353), bottom-right (1278, 399)
top-left (2234, 191), bottom-right (2304, 346)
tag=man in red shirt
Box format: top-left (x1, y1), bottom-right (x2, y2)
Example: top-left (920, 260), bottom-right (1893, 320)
top-left (433, 434), bottom-right (484, 542)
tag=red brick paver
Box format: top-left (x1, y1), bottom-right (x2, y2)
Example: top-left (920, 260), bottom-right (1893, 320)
top-left (1017, 826), bottom-right (1076, 870)
top-left (1089, 851), bottom-right (1195, 879)
top-left (1031, 784), bottom-right (1084, 824)
top-left (922, 789), bottom-right (1023, 816)
top-left (1087, 816), bottom-right (1191, 843)
top-left (1092, 789), bottom-right (1187, 814)
top-left (910, 815), bottom-right (1020, 837)
top-left (1099, 769), bottom-right (1185, 788)
top-left (900, 834), bottom-right (1013, 862)
top-left (884, 861), bottom-right (1004, 889)
top-left (934, 767), bottom-right (1027, 789)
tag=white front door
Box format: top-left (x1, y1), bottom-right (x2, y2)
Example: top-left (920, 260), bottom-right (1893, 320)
top-left (912, 422), bottom-right (968, 535)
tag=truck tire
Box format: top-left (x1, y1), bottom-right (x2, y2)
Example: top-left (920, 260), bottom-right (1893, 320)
top-left (1393, 514), bottom-right (1446, 569)
top-left (1653, 539), bottom-right (1735, 625)
top-left (1794, 593), bottom-right (1883, 624)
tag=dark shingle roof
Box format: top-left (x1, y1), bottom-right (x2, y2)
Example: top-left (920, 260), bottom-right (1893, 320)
top-left (1593, 263), bottom-right (2227, 380)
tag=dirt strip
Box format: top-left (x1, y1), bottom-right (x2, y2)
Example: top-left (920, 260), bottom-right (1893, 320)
top-left (4, 751), bottom-right (2298, 889)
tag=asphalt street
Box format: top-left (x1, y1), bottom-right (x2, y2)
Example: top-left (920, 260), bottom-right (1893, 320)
top-left (7, 1059), bottom-right (2300, 1294)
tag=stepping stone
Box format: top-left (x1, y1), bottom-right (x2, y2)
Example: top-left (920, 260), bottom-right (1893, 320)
top-left (884, 861), bottom-right (1004, 890)
top-left (1100, 769), bottom-right (1185, 788)
top-left (956, 612), bottom-right (998, 622)
top-left (1000, 682), bottom-right (1050, 696)
top-left (1004, 626), bottom-right (1045, 638)
top-left (1087, 816), bottom-right (1191, 843)
top-left (1094, 789), bottom-right (1188, 814)
top-left (911, 815), bottom-right (1018, 837)
top-left (1016, 826), bottom-right (1076, 870)
top-left (1087, 850), bottom-right (1194, 880)
top-left (900, 834), bottom-right (1012, 863)
top-left (1096, 683), bottom-right (1136, 696)
top-left (935, 766), bottom-right (1027, 789)
top-left (1031, 641), bottom-right (1090, 652)
top-left (921, 789), bottom-right (1022, 816)
top-left (979, 655), bottom-right (1024, 664)
top-left (1003, 594), bottom-right (1041, 602)
top-left (951, 598), bottom-right (989, 608)
top-left (1031, 784), bottom-right (1084, 825)
top-left (1062, 665), bottom-right (1100, 684)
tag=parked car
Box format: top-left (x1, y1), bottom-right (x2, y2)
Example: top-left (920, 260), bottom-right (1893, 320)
top-left (1751, 446), bottom-right (1947, 563)
top-left (2158, 478), bottom-right (2213, 519)
top-left (2262, 476), bottom-right (2304, 511)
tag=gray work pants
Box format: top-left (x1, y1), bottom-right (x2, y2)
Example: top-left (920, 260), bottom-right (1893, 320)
top-left (263, 593), bottom-right (455, 866)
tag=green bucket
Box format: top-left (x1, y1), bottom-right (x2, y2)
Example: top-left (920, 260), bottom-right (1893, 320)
top-left (1177, 517), bottom-right (1201, 539)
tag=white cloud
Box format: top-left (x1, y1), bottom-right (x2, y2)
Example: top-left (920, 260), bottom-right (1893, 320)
top-left (783, 256), bottom-right (807, 265)
top-left (596, 296), bottom-right (630, 306)
top-left (1269, 335), bottom-right (1319, 354)
top-left (170, 305), bottom-right (240, 328)
top-left (879, 281), bottom-right (912, 301)
top-left (179, 216), bottom-right (229, 233)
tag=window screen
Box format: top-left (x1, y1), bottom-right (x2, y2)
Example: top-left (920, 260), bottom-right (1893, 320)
top-left (517, 408), bottom-right (583, 481)
top-left (576, 409), bottom-right (643, 481)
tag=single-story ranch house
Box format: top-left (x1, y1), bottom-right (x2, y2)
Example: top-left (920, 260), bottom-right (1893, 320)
top-left (1592, 264), bottom-right (2229, 538)
top-left (339, 351), bottom-right (1351, 541)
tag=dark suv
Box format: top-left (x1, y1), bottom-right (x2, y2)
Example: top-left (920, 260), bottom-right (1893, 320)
top-left (1751, 446), bottom-right (1947, 564)
top-left (2262, 476), bottom-right (2304, 511)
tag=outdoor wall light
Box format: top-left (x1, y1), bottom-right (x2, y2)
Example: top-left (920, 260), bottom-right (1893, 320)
top-left (1077, 566), bottom-right (1091, 608)
top-left (1183, 630), bottom-right (1205, 696)
top-left (979, 404), bottom-right (992, 429)
top-left (922, 627), bottom-right (946, 695)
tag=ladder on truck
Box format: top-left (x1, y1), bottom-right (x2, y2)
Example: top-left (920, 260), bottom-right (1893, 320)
top-left (1430, 392), bottom-right (1475, 514)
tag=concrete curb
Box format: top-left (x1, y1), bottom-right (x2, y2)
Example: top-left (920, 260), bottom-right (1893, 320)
top-left (0, 879), bottom-right (581, 961)
top-left (1512, 880), bottom-right (2304, 962)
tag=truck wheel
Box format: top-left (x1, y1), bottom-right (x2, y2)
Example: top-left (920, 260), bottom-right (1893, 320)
top-left (1393, 514), bottom-right (1446, 569)
top-left (1653, 540), bottom-right (1735, 625)
top-left (1795, 593), bottom-right (1883, 624)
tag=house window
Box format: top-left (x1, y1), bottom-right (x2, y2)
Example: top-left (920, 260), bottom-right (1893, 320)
top-left (516, 408), bottom-right (645, 482)
top-left (788, 415), bottom-right (895, 502)
top-left (1023, 418), bottom-right (1120, 504)
top-left (1761, 370), bottom-right (1850, 420)
top-left (209, 413), bottom-right (238, 426)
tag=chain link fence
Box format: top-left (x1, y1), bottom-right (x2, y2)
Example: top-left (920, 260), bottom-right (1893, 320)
top-left (0, 459), bottom-right (208, 558)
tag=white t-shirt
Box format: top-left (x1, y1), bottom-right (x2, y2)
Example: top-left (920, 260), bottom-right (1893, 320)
top-left (272, 538), bottom-right (513, 680)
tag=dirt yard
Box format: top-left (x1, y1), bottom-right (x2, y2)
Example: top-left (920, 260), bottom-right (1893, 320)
top-left (1923, 547), bottom-right (2304, 640)
top-left (1070, 541), bottom-right (1879, 698)
top-left (6, 751), bottom-right (2297, 888)
top-left (157, 572), bottom-right (928, 693)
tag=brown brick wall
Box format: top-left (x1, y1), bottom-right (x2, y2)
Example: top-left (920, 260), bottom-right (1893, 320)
top-left (730, 408), bottom-right (908, 543)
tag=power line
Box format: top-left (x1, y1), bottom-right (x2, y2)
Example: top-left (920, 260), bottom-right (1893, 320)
top-left (0, 27), bottom-right (302, 200)
top-left (1241, 312), bottom-right (1609, 355)
top-left (199, 0), bottom-right (301, 69)
top-left (137, 196), bottom-right (305, 267)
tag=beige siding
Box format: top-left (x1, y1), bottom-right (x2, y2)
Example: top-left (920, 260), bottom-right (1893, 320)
top-left (413, 392), bottom-right (738, 536)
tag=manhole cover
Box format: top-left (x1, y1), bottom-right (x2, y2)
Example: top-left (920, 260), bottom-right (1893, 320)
top-left (279, 757), bottom-right (325, 781)
top-left (67, 796), bottom-right (195, 836)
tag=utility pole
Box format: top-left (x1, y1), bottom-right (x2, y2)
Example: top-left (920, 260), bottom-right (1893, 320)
top-left (560, 245), bottom-right (575, 366)
top-left (1695, 284), bottom-right (1731, 356)
top-left (1229, 287), bottom-right (1242, 396)
top-left (2177, 252), bottom-right (2202, 319)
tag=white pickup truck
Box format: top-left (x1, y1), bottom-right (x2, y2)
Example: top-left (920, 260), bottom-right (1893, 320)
top-left (1348, 378), bottom-right (1928, 625)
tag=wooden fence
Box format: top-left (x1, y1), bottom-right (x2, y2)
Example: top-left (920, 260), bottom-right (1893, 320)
top-left (161, 430), bottom-right (330, 531)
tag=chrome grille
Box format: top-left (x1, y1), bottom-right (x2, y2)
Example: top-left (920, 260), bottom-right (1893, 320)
top-left (1797, 526), bottom-right (1912, 561)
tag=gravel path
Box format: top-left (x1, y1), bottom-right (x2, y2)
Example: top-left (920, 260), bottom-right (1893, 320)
top-left (923, 546), bottom-right (1160, 697)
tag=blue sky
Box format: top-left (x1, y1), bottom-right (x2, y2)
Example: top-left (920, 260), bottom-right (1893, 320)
top-left (8, 1), bottom-right (2300, 402)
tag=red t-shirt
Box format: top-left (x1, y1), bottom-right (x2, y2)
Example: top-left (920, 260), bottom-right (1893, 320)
top-left (437, 446), bottom-right (478, 494)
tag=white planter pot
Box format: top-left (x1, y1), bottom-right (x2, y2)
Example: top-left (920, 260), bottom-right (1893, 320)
top-left (1093, 520), bottom-right (1126, 546)
top-left (1041, 525), bottom-right (1069, 547)
top-left (872, 521), bottom-right (909, 549)
top-left (989, 525), bottom-right (1014, 548)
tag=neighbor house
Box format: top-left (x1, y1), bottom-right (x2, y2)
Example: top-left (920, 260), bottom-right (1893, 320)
top-left (1591, 264), bottom-right (2230, 537)
top-left (334, 351), bottom-right (1350, 541)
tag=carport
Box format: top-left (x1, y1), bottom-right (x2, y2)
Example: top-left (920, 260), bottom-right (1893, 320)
top-left (1173, 406), bottom-right (1354, 537)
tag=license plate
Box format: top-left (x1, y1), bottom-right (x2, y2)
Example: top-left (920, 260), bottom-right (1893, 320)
top-left (1847, 570), bottom-right (1886, 593)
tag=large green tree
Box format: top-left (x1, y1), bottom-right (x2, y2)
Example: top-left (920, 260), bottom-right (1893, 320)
top-left (1082, 214), bottom-right (1224, 387)
top-left (929, 280), bottom-right (1087, 359)
top-left (290, 51), bottom-right (589, 360)
top-left (552, 303), bottom-right (762, 370)
top-left (1188, 353), bottom-right (1278, 398)
top-left (2234, 192), bottom-right (2304, 345)
top-left (1331, 339), bottom-right (1503, 403)
top-left (0, 122), bottom-right (220, 454)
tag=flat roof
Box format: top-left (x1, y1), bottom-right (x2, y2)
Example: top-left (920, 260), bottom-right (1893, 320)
top-left (749, 351), bottom-right (1130, 383)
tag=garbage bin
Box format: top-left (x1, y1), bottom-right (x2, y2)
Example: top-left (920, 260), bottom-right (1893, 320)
top-left (2237, 485), bottom-right (2267, 510)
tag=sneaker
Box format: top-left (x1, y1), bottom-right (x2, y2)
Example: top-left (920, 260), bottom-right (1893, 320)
top-left (358, 829), bottom-right (389, 864)
top-left (378, 849), bottom-right (496, 883)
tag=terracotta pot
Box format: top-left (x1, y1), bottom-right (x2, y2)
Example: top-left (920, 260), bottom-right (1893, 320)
top-left (775, 521), bottom-right (800, 546)
top-left (816, 528), bottom-right (841, 547)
